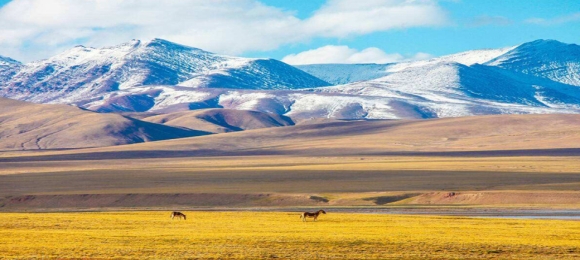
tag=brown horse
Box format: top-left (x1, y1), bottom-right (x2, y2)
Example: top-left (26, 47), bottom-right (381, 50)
top-left (300, 210), bottom-right (326, 222)
top-left (170, 211), bottom-right (186, 220)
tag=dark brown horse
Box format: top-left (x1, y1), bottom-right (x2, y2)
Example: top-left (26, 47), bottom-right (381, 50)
top-left (300, 210), bottom-right (326, 222)
top-left (170, 211), bottom-right (186, 220)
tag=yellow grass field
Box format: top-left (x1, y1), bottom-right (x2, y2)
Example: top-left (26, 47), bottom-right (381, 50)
top-left (1, 212), bottom-right (579, 259)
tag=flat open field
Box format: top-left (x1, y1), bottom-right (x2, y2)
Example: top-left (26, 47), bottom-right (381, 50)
top-left (1, 112), bottom-right (579, 259)
top-left (1, 155), bottom-right (580, 210)
top-left (1, 114), bottom-right (580, 210)
top-left (1, 211), bottom-right (579, 259)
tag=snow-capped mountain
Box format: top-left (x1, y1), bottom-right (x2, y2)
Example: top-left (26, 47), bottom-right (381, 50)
top-left (314, 61), bottom-right (580, 118)
top-left (295, 63), bottom-right (394, 85)
top-left (300, 39), bottom-right (580, 88)
top-left (486, 39), bottom-right (580, 86)
top-left (0, 38), bottom-right (329, 104)
top-left (79, 60), bottom-right (580, 118)
top-left (81, 65), bottom-right (580, 120)
top-left (1, 38), bottom-right (580, 120)
top-left (296, 46), bottom-right (515, 85)
top-left (0, 55), bottom-right (20, 66)
top-left (0, 56), bottom-right (20, 89)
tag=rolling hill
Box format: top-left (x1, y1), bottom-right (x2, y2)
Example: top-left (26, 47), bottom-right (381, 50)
top-left (0, 97), bottom-right (209, 150)
top-left (142, 108), bottom-right (294, 133)
top-left (8, 113), bottom-right (578, 158)
top-left (2, 113), bottom-right (580, 207)
top-left (115, 113), bottom-right (580, 156)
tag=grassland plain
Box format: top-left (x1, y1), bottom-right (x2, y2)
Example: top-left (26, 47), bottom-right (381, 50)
top-left (2, 156), bottom-right (580, 196)
top-left (1, 211), bottom-right (579, 259)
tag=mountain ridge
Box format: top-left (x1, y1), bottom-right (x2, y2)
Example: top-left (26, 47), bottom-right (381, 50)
top-left (296, 45), bottom-right (516, 85)
top-left (486, 39), bottom-right (580, 86)
top-left (1, 38), bottom-right (580, 121)
top-left (0, 38), bottom-right (330, 104)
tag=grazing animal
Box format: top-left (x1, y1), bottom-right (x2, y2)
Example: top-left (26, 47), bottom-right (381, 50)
top-left (170, 211), bottom-right (187, 220)
top-left (300, 210), bottom-right (326, 222)
top-left (444, 192), bottom-right (457, 198)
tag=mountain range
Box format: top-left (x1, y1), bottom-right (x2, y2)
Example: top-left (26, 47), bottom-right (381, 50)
top-left (1, 38), bottom-right (580, 120)
top-left (0, 38), bottom-right (329, 104)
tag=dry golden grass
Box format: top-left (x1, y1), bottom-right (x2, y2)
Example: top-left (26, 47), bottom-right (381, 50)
top-left (1, 212), bottom-right (579, 259)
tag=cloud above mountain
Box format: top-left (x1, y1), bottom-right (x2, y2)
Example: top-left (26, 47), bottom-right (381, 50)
top-left (304, 0), bottom-right (448, 37)
top-left (0, 0), bottom-right (448, 62)
top-left (282, 45), bottom-right (432, 65)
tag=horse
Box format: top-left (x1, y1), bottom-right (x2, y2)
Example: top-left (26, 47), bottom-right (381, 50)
top-left (300, 210), bottom-right (326, 222)
top-left (170, 211), bottom-right (187, 220)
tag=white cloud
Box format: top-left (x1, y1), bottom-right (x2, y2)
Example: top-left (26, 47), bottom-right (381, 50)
top-left (0, 0), bottom-right (449, 62)
top-left (525, 12), bottom-right (580, 26)
top-left (305, 0), bottom-right (449, 37)
top-left (282, 45), bottom-right (432, 65)
top-left (0, 0), bottom-right (303, 61)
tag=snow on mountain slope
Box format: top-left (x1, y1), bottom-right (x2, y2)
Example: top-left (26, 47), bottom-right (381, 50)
top-left (83, 85), bottom-right (398, 119)
top-left (386, 47), bottom-right (515, 73)
top-left (0, 55), bottom-right (21, 86)
top-left (180, 58), bottom-right (329, 90)
top-left (300, 39), bottom-right (579, 88)
top-left (314, 61), bottom-right (580, 118)
top-left (486, 39), bottom-right (580, 86)
top-left (70, 43), bottom-right (580, 121)
top-left (295, 63), bottom-right (393, 85)
top-left (0, 38), bottom-right (330, 104)
top-left (296, 47), bottom-right (514, 84)
top-left (0, 55), bottom-right (20, 66)
top-left (81, 60), bottom-right (580, 121)
top-left (2, 38), bottom-right (580, 121)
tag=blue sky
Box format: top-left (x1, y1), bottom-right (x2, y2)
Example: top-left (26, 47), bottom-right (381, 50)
top-left (0, 0), bottom-right (578, 64)
top-left (252, 0), bottom-right (580, 62)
